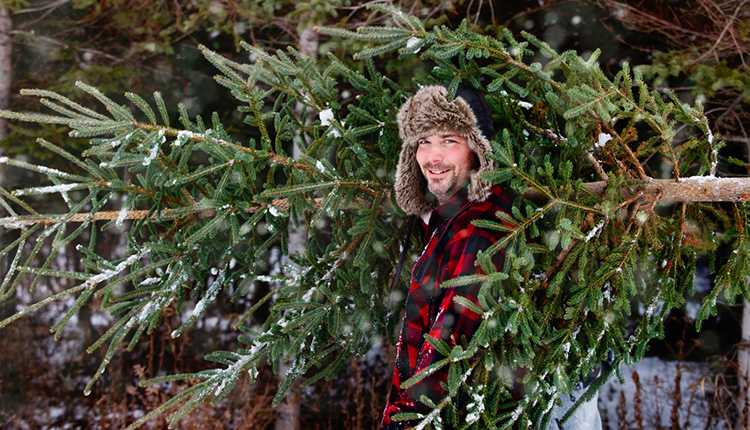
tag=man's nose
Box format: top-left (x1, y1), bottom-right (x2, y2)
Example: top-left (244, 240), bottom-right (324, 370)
top-left (426, 145), bottom-right (444, 163)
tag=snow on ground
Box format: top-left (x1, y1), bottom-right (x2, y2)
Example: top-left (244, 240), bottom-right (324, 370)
top-left (598, 356), bottom-right (729, 430)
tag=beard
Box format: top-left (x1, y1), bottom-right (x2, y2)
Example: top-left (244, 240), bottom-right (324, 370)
top-left (421, 163), bottom-right (470, 204)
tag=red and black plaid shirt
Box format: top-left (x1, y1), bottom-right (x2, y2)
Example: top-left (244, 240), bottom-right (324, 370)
top-left (382, 184), bottom-right (514, 429)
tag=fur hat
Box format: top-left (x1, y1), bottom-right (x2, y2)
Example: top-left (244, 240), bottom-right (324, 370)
top-left (394, 84), bottom-right (496, 216)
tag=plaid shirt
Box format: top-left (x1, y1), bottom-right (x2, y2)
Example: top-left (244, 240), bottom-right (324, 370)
top-left (382, 184), bottom-right (514, 429)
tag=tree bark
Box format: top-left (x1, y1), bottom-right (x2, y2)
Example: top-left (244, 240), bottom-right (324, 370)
top-left (737, 298), bottom-right (750, 430)
top-left (524, 176), bottom-right (750, 203)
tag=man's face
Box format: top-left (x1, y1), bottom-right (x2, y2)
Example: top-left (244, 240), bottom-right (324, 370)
top-left (416, 132), bottom-right (475, 205)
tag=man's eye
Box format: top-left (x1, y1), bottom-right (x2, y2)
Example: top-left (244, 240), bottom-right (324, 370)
top-left (418, 140), bottom-right (429, 145)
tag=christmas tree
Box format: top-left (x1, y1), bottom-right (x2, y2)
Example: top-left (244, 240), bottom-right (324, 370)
top-left (1, 4), bottom-right (749, 429)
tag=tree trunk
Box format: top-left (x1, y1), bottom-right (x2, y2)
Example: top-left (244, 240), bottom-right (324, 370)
top-left (524, 176), bottom-right (750, 203)
top-left (0, 8), bottom-right (10, 140)
top-left (0, 7), bottom-right (11, 257)
top-left (737, 298), bottom-right (750, 430)
top-left (274, 25), bottom-right (319, 430)
top-left (275, 170), bottom-right (304, 430)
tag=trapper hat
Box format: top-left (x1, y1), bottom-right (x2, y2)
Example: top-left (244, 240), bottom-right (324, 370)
top-left (394, 84), bottom-right (496, 216)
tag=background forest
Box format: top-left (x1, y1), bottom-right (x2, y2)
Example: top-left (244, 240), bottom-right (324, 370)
top-left (1, 0), bottom-right (749, 429)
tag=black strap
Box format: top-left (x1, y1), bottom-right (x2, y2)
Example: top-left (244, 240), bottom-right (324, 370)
top-left (389, 215), bottom-right (417, 308)
top-left (389, 199), bottom-right (476, 309)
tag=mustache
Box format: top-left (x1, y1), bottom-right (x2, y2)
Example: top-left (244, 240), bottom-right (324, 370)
top-left (422, 163), bottom-right (451, 170)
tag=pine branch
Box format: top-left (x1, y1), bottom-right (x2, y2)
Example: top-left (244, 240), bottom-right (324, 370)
top-left (0, 4), bottom-right (747, 428)
top-left (4, 175), bottom-right (748, 228)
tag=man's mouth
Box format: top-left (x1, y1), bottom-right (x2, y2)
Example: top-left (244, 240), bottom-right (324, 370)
top-left (425, 165), bottom-right (451, 176)
top-left (428, 169), bottom-right (449, 175)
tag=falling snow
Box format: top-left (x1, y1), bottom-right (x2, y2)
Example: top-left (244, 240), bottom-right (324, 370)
top-left (596, 133), bottom-right (612, 147)
top-left (406, 37), bottom-right (422, 53)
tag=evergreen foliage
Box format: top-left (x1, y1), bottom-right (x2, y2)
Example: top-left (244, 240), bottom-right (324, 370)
top-left (0, 3), bottom-right (747, 429)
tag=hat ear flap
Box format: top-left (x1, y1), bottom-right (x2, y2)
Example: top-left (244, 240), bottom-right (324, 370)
top-left (467, 135), bottom-right (494, 202)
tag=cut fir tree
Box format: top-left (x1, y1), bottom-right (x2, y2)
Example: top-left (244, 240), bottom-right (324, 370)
top-left (0, 4), bottom-right (748, 429)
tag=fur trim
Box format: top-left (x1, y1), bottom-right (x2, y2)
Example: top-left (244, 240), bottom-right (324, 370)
top-left (394, 85), bottom-right (495, 216)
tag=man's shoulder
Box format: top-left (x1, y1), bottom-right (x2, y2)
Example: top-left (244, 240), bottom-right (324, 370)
top-left (467, 184), bottom-right (513, 220)
top-left (450, 185), bottom-right (513, 238)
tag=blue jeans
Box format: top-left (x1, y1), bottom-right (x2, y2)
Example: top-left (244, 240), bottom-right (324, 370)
top-left (546, 384), bottom-right (602, 430)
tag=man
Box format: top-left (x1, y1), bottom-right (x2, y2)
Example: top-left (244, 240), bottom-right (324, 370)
top-left (382, 85), bottom-right (602, 429)
top-left (382, 84), bottom-right (514, 429)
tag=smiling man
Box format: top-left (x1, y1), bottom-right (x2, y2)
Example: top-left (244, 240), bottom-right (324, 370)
top-left (382, 84), bottom-right (515, 429)
top-left (382, 85), bottom-right (603, 429)
top-left (416, 131), bottom-right (476, 204)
